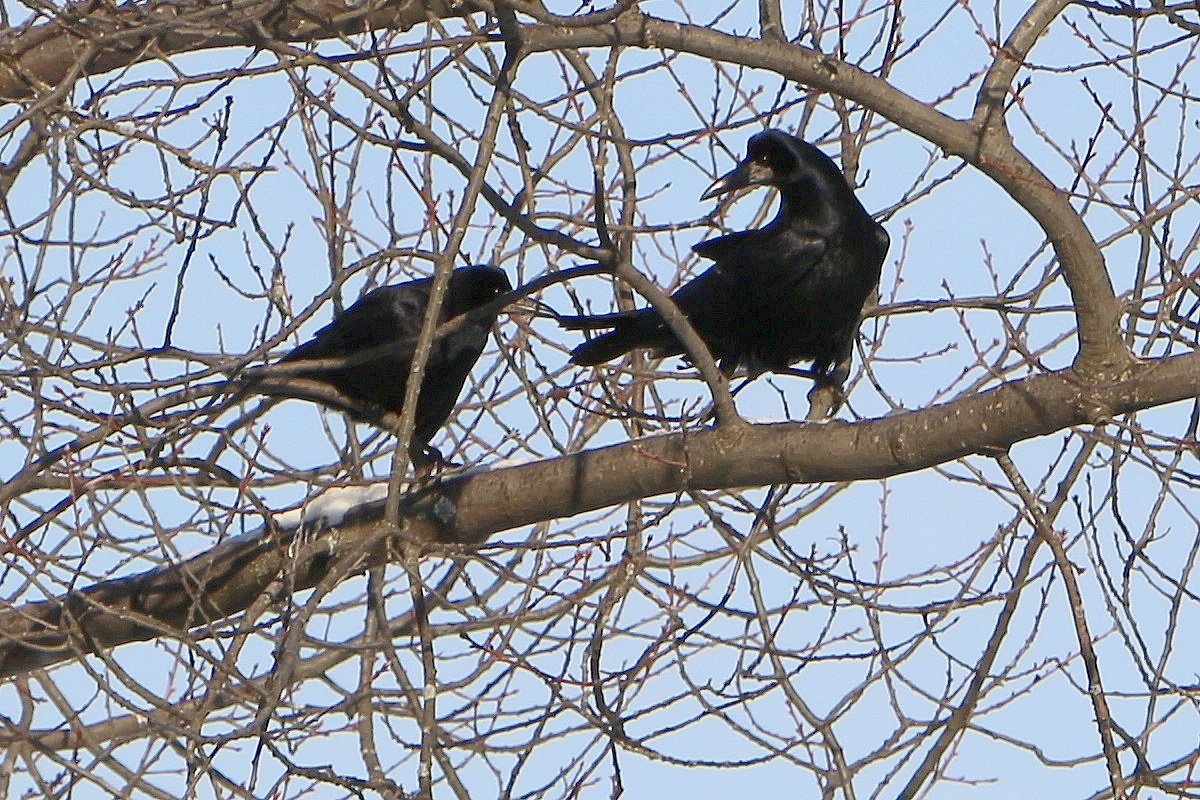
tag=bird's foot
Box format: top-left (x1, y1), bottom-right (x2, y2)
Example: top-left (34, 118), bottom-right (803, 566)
top-left (805, 380), bottom-right (845, 422)
top-left (410, 446), bottom-right (461, 477)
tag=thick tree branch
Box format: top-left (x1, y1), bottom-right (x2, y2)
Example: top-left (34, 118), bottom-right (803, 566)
top-left (3, 351), bottom-right (1198, 678)
top-left (0, 0), bottom-right (472, 101)
top-left (974, 0), bottom-right (1069, 124)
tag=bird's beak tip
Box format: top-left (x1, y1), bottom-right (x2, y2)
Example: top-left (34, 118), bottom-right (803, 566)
top-left (701, 163), bottom-right (755, 201)
top-left (701, 160), bottom-right (775, 202)
top-left (699, 180), bottom-right (728, 201)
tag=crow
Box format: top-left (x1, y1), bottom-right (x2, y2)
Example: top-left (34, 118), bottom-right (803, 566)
top-left (267, 264), bottom-right (511, 465)
top-left (564, 130), bottom-right (889, 392)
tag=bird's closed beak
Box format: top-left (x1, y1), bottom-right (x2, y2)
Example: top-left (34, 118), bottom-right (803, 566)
top-left (700, 159), bottom-right (774, 200)
top-left (510, 297), bottom-right (559, 320)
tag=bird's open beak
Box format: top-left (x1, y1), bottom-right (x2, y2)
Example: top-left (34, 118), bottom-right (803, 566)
top-left (700, 160), bottom-right (774, 200)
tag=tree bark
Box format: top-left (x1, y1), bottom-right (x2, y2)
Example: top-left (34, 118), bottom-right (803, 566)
top-left (0, 0), bottom-right (470, 101)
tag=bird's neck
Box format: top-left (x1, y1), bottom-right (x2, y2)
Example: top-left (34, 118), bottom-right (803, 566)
top-left (775, 184), bottom-right (843, 235)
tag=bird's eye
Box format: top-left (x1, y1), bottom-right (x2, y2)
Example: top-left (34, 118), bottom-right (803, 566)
top-left (755, 152), bottom-right (772, 166)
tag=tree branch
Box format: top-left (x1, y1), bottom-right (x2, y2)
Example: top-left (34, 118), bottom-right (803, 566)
top-left (4, 351), bottom-right (1199, 678)
top-left (0, 0), bottom-right (472, 101)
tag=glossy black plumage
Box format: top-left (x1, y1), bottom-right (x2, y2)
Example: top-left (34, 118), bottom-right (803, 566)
top-left (565, 130), bottom-right (889, 388)
top-left (278, 265), bottom-right (511, 464)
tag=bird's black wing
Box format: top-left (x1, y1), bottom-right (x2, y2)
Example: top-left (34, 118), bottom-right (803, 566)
top-left (283, 283), bottom-right (430, 364)
top-left (696, 224), bottom-right (829, 289)
top-left (870, 221), bottom-right (891, 265)
top-left (724, 228), bottom-right (828, 297)
top-left (691, 230), bottom-right (757, 262)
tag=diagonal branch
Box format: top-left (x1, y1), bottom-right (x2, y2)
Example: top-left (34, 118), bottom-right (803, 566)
top-left (995, 452), bottom-right (1126, 798)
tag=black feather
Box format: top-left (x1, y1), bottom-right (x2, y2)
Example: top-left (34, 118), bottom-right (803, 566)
top-left (565, 130), bottom-right (889, 387)
top-left (271, 264), bottom-right (511, 464)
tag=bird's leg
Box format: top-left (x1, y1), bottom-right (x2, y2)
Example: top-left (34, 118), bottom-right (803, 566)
top-left (804, 358), bottom-right (849, 421)
top-left (805, 381), bottom-right (845, 421)
top-left (730, 376), bottom-right (754, 397)
top-left (410, 444), bottom-right (460, 478)
top-left (777, 366), bottom-right (822, 382)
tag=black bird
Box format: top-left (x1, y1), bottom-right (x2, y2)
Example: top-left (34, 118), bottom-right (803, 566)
top-left (564, 130), bottom-right (889, 392)
top-left (272, 265), bottom-right (511, 465)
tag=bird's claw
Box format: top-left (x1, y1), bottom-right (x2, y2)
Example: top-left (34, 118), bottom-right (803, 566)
top-left (805, 380), bottom-right (845, 421)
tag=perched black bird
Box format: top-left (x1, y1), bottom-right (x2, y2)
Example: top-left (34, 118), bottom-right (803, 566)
top-left (564, 130), bottom-right (889, 391)
top-left (272, 265), bottom-right (511, 464)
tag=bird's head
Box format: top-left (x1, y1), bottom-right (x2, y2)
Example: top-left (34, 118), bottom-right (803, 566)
top-left (701, 130), bottom-right (843, 201)
top-left (451, 265), bottom-right (513, 310)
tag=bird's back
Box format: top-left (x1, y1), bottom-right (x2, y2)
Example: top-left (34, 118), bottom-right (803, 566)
top-left (281, 274), bottom-right (495, 432)
top-left (284, 283), bottom-right (428, 361)
top-left (280, 284), bottom-right (427, 409)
